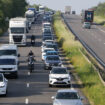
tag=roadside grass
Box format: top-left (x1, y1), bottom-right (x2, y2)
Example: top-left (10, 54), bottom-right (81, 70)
top-left (53, 12), bottom-right (105, 105)
top-left (94, 15), bottom-right (105, 26)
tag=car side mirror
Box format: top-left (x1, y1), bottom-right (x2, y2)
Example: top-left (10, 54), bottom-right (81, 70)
top-left (5, 78), bottom-right (8, 82)
top-left (51, 96), bottom-right (55, 100)
top-left (18, 54), bottom-right (20, 57)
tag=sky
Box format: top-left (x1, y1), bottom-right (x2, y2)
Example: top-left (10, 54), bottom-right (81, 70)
top-left (27, 0), bottom-right (105, 14)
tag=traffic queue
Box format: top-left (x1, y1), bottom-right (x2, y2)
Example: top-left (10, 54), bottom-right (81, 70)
top-left (0, 6), bottom-right (84, 105)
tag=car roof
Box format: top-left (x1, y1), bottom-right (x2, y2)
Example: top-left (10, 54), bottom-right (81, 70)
top-left (0, 44), bottom-right (17, 50)
top-left (0, 56), bottom-right (16, 59)
top-left (52, 67), bottom-right (67, 70)
top-left (58, 89), bottom-right (78, 93)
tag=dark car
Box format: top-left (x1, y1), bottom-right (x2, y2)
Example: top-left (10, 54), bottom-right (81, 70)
top-left (44, 55), bottom-right (62, 70)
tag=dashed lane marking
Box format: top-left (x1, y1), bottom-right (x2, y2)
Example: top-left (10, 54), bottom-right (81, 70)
top-left (25, 98), bottom-right (29, 104)
top-left (28, 72), bottom-right (30, 76)
top-left (27, 83), bottom-right (30, 88)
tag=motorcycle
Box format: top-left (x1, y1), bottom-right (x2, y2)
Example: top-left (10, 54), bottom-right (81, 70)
top-left (31, 40), bottom-right (35, 46)
top-left (28, 55), bottom-right (35, 73)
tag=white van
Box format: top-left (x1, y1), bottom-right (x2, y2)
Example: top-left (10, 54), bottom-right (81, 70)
top-left (0, 56), bottom-right (18, 78)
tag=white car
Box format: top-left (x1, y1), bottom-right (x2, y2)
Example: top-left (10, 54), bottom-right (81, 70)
top-left (0, 73), bottom-right (8, 96)
top-left (42, 40), bottom-right (54, 44)
top-left (0, 56), bottom-right (18, 78)
top-left (52, 89), bottom-right (84, 105)
top-left (49, 67), bottom-right (71, 87)
top-left (42, 48), bottom-right (55, 60)
top-left (42, 22), bottom-right (51, 28)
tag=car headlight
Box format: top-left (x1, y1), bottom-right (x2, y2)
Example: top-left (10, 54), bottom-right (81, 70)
top-left (50, 76), bottom-right (56, 79)
top-left (0, 83), bottom-right (5, 88)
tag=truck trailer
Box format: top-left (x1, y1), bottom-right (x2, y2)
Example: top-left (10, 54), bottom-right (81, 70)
top-left (65, 6), bottom-right (71, 14)
top-left (25, 10), bottom-right (35, 24)
top-left (81, 10), bottom-right (94, 23)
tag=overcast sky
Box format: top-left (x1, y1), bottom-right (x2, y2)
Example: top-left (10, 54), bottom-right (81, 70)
top-left (27, 0), bottom-right (105, 14)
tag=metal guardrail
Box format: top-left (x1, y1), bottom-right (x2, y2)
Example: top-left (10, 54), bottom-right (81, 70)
top-left (61, 14), bottom-right (105, 69)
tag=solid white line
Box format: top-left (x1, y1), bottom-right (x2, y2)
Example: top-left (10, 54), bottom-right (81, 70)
top-left (25, 98), bottom-right (29, 104)
top-left (27, 83), bottom-right (30, 88)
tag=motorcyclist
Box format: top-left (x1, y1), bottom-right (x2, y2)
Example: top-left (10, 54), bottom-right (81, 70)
top-left (31, 35), bottom-right (35, 45)
top-left (28, 50), bottom-right (35, 72)
top-left (28, 50), bottom-right (34, 56)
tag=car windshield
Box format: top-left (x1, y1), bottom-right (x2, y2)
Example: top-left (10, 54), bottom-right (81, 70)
top-left (43, 37), bottom-right (53, 40)
top-left (0, 59), bottom-right (16, 65)
top-left (0, 50), bottom-right (16, 56)
top-left (51, 68), bottom-right (67, 74)
top-left (47, 52), bottom-right (58, 55)
top-left (44, 49), bottom-right (53, 53)
top-left (0, 74), bottom-right (3, 82)
top-left (85, 22), bottom-right (90, 25)
top-left (47, 56), bottom-right (59, 60)
top-left (11, 28), bottom-right (24, 34)
top-left (44, 24), bottom-right (51, 28)
top-left (56, 92), bottom-right (79, 99)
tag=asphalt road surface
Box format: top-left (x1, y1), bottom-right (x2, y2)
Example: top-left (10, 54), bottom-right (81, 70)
top-left (63, 14), bottom-right (105, 66)
top-left (0, 15), bottom-right (90, 105)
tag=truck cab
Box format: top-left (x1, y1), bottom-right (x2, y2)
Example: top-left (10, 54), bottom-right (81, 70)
top-left (9, 17), bottom-right (27, 46)
top-left (25, 10), bottom-right (35, 24)
top-left (0, 44), bottom-right (20, 64)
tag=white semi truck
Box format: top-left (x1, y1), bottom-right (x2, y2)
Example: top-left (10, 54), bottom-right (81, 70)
top-left (65, 6), bottom-right (71, 14)
top-left (39, 6), bottom-right (45, 14)
top-left (25, 10), bottom-right (35, 25)
top-left (9, 17), bottom-right (28, 46)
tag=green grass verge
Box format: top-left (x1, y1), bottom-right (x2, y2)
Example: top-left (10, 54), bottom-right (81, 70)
top-left (94, 15), bottom-right (105, 26)
top-left (53, 12), bottom-right (105, 105)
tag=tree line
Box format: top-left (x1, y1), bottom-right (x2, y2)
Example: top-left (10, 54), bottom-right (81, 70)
top-left (93, 2), bottom-right (105, 17)
top-left (0, 0), bottom-right (28, 35)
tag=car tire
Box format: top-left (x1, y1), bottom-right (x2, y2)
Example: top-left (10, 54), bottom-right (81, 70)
top-left (67, 84), bottom-right (71, 88)
top-left (49, 84), bottom-right (52, 87)
top-left (3, 90), bottom-right (7, 97)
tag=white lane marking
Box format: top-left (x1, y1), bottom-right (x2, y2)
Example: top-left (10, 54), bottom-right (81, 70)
top-left (104, 43), bottom-right (105, 45)
top-left (28, 72), bottom-right (30, 76)
top-left (27, 83), bottom-right (30, 88)
top-left (25, 98), bottom-right (29, 104)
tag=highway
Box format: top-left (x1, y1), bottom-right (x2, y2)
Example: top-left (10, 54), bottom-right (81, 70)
top-left (63, 14), bottom-right (105, 67)
top-left (0, 15), bottom-right (90, 105)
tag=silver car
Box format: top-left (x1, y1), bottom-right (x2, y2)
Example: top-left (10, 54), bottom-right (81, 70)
top-left (52, 89), bottom-right (84, 105)
top-left (83, 22), bottom-right (91, 29)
